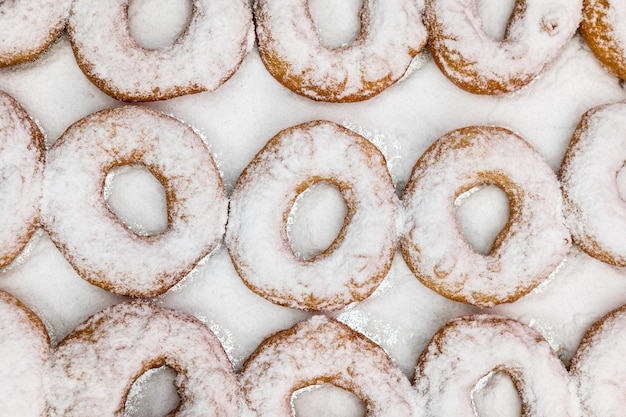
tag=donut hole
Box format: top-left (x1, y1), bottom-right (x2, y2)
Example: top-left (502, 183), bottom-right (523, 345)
top-left (292, 384), bottom-right (366, 417)
top-left (471, 370), bottom-right (522, 417)
top-left (128, 0), bottom-right (193, 49)
top-left (477, 0), bottom-right (517, 40)
top-left (125, 366), bottom-right (180, 417)
top-left (308, 0), bottom-right (363, 49)
top-left (287, 181), bottom-right (348, 261)
top-left (455, 184), bottom-right (510, 256)
top-left (104, 164), bottom-right (168, 237)
top-left (617, 162), bottom-right (626, 202)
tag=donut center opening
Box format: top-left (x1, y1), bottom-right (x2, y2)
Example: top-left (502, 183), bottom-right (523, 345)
top-left (477, 0), bottom-right (517, 40)
top-left (308, 0), bottom-right (363, 49)
top-left (455, 184), bottom-right (510, 256)
top-left (617, 163), bottom-right (626, 201)
top-left (291, 384), bottom-right (366, 417)
top-left (104, 164), bottom-right (168, 237)
top-left (471, 370), bottom-right (522, 417)
top-left (125, 366), bottom-right (180, 417)
top-left (287, 181), bottom-right (348, 261)
top-left (128, 0), bottom-right (193, 49)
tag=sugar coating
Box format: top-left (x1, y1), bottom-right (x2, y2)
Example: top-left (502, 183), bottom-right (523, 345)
top-left (571, 305), bottom-right (626, 416)
top-left (42, 106), bottom-right (228, 297)
top-left (560, 101), bottom-right (626, 266)
top-left (401, 126), bottom-right (571, 307)
top-left (254, 0), bottom-right (427, 102)
top-left (0, 290), bottom-right (50, 417)
top-left (415, 315), bottom-right (575, 417)
top-left (226, 121), bottom-right (399, 311)
top-left (0, 0), bottom-right (71, 66)
top-left (68, 0), bottom-right (254, 101)
top-left (241, 315), bottom-right (419, 416)
top-left (0, 91), bottom-right (44, 268)
top-left (424, 0), bottom-right (582, 94)
top-left (45, 301), bottom-right (240, 417)
top-left (580, 0), bottom-right (626, 80)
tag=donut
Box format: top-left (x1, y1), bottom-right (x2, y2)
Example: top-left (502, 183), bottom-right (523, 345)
top-left (42, 106), bottom-right (228, 297)
top-left (45, 301), bottom-right (239, 417)
top-left (415, 315), bottom-right (574, 417)
top-left (68, 0), bottom-right (254, 101)
top-left (225, 120), bottom-right (398, 311)
top-left (0, 290), bottom-right (50, 417)
top-left (240, 315), bottom-right (418, 416)
top-left (424, 0), bottom-right (582, 94)
top-left (580, 0), bottom-right (626, 80)
top-left (0, 91), bottom-right (45, 268)
top-left (570, 304), bottom-right (626, 416)
top-left (253, 0), bottom-right (427, 102)
top-left (0, 0), bottom-right (71, 66)
top-left (560, 101), bottom-right (626, 266)
top-left (400, 126), bottom-right (570, 307)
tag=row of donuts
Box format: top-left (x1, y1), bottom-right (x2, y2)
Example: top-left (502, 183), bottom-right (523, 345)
top-left (2, 90), bottom-right (623, 310)
top-left (3, 0), bottom-right (626, 101)
top-left (3, 287), bottom-right (626, 416)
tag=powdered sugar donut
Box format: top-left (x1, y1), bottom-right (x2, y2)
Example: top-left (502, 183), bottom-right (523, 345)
top-left (415, 315), bottom-right (574, 417)
top-left (42, 106), bottom-right (227, 297)
top-left (226, 121), bottom-right (398, 311)
top-left (424, 0), bottom-right (582, 94)
top-left (68, 0), bottom-right (254, 101)
top-left (46, 301), bottom-right (239, 417)
top-left (254, 0), bottom-right (427, 102)
top-left (241, 315), bottom-right (418, 416)
top-left (0, 291), bottom-right (49, 417)
top-left (0, 0), bottom-right (71, 66)
top-left (0, 91), bottom-right (45, 268)
top-left (401, 126), bottom-right (570, 307)
top-left (580, 0), bottom-right (626, 80)
top-left (560, 102), bottom-right (626, 266)
top-left (570, 305), bottom-right (626, 417)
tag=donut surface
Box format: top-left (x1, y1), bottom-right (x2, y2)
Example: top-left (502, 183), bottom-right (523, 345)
top-left (46, 301), bottom-right (239, 417)
top-left (226, 121), bottom-right (398, 311)
top-left (0, 91), bottom-right (45, 268)
top-left (415, 315), bottom-right (574, 417)
top-left (42, 106), bottom-right (227, 297)
top-left (0, 290), bottom-right (50, 417)
top-left (560, 101), bottom-right (626, 266)
top-left (580, 0), bottom-right (626, 80)
top-left (424, 0), bottom-right (582, 94)
top-left (68, 0), bottom-right (254, 101)
top-left (241, 315), bottom-right (418, 416)
top-left (0, 0), bottom-right (71, 66)
top-left (401, 126), bottom-right (570, 307)
top-left (571, 304), bottom-right (626, 417)
top-left (254, 0), bottom-right (427, 102)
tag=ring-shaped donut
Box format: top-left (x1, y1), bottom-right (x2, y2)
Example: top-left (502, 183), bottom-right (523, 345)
top-left (0, 0), bottom-right (71, 66)
top-left (241, 315), bottom-right (417, 416)
top-left (225, 121), bottom-right (398, 311)
top-left (570, 305), bottom-right (626, 416)
top-left (580, 0), bottom-right (626, 80)
top-left (42, 106), bottom-right (228, 297)
top-left (45, 301), bottom-right (240, 417)
top-left (0, 91), bottom-right (45, 268)
top-left (424, 0), bottom-right (582, 94)
top-left (415, 315), bottom-right (574, 417)
top-left (401, 126), bottom-right (570, 307)
top-left (0, 291), bottom-right (49, 417)
top-left (68, 0), bottom-right (254, 101)
top-left (254, 0), bottom-right (427, 102)
top-left (560, 101), bottom-right (626, 266)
